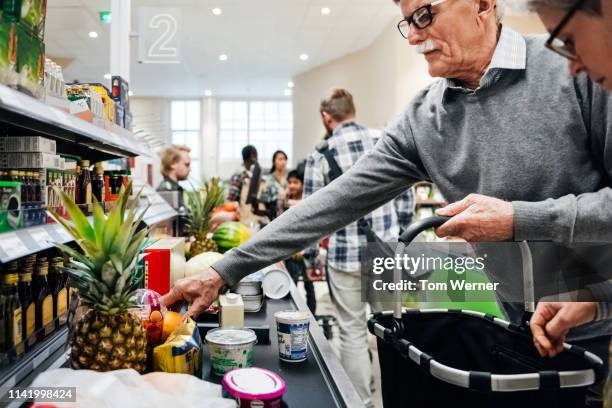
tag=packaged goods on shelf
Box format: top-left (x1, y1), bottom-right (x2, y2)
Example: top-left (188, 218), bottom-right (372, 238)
top-left (15, 22), bottom-right (44, 96)
top-left (81, 83), bottom-right (117, 123)
top-left (2, 0), bottom-right (47, 39)
top-left (0, 135), bottom-right (56, 153)
top-left (67, 84), bottom-right (105, 119)
top-left (0, 152), bottom-right (60, 168)
top-left (44, 58), bottom-right (66, 99)
top-left (111, 75), bottom-right (129, 109)
top-left (0, 19), bottom-right (18, 86)
top-left (0, 180), bottom-right (22, 232)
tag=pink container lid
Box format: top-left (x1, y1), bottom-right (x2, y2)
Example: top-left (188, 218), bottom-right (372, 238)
top-left (223, 367), bottom-right (287, 400)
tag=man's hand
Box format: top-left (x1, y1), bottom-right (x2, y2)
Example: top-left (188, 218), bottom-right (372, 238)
top-left (160, 267), bottom-right (226, 318)
top-left (530, 302), bottom-right (598, 358)
top-left (435, 194), bottom-right (513, 241)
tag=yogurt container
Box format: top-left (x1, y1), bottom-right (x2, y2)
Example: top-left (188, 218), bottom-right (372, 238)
top-left (262, 268), bottom-right (292, 299)
top-left (223, 367), bottom-right (286, 408)
top-left (205, 328), bottom-right (257, 376)
top-left (274, 311), bottom-right (310, 362)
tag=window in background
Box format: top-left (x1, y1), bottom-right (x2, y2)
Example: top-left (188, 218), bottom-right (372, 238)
top-left (171, 100), bottom-right (201, 185)
top-left (218, 100), bottom-right (293, 167)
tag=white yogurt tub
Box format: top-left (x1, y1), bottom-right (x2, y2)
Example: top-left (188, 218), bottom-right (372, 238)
top-left (205, 328), bottom-right (257, 376)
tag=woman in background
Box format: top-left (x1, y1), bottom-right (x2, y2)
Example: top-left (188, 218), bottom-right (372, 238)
top-left (261, 150), bottom-right (288, 219)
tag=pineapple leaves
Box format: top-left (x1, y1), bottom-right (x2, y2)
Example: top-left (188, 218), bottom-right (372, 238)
top-left (51, 180), bottom-right (151, 313)
top-left (52, 186), bottom-right (96, 243)
top-left (92, 198), bottom-right (106, 247)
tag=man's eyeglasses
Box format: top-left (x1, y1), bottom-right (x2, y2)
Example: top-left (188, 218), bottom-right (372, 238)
top-left (397, 0), bottom-right (449, 39)
top-left (545, 0), bottom-right (585, 60)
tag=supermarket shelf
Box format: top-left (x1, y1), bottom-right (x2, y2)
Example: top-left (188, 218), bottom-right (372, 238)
top-left (0, 197), bottom-right (176, 264)
top-left (0, 84), bottom-right (152, 161)
top-left (0, 327), bottom-right (69, 401)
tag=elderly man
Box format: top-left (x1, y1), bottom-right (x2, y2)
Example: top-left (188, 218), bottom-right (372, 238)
top-left (162, 0), bottom-right (611, 404)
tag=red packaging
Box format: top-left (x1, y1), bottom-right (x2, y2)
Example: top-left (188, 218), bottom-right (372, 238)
top-left (144, 238), bottom-right (186, 296)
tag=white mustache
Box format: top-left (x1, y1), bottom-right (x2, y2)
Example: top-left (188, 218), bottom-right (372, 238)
top-left (416, 40), bottom-right (435, 54)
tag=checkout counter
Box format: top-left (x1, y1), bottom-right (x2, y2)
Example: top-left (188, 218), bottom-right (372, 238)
top-left (0, 281), bottom-right (364, 408)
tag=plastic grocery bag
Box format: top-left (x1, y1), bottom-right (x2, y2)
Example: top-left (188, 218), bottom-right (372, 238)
top-left (30, 368), bottom-right (236, 407)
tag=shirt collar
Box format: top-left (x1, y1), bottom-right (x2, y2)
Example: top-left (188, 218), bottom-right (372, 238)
top-left (331, 120), bottom-right (361, 138)
top-left (443, 25), bottom-right (526, 94)
top-left (163, 176), bottom-right (182, 190)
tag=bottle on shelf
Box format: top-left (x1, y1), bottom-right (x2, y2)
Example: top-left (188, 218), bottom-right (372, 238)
top-left (2, 262), bottom-right (25, 359)
top-left (92, 162), bottom-right (105, 205)
top-left (18, 259), bottom-right (36, 350)
top-left (33, 256), bottom-right (54, 341)
top-left (76, 160), bottom-right (92, 214)
top-left (49, 256), bottom-right (68, 328)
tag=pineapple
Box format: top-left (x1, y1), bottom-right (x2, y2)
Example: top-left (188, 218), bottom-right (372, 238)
top-left (185, 178), bottom-right (224, 258)
top-left (48, 181), bottom-right (149, 373)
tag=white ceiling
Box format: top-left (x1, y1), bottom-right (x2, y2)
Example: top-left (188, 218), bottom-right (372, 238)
top-left (45, 0), bottom-right (400, 98)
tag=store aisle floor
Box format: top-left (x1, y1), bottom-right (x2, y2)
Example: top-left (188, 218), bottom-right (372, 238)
top-left (297, 281), bottom-right (384, 408)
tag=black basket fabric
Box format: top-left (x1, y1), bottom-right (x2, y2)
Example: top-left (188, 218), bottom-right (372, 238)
top-left (371, 310), bottom-right (601, 408)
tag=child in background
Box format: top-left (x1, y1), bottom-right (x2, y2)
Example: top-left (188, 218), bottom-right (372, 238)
top-left (283, 169), bottom-right (316, 314)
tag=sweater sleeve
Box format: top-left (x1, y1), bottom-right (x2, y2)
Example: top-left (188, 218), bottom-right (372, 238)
top-left (513, 78), bottom-right (612, 244)
top-left (211, 115), bottom-right (428, 287)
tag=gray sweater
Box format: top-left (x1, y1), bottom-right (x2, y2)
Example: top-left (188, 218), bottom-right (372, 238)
top-left (212, 34), bottom-right (612, 331)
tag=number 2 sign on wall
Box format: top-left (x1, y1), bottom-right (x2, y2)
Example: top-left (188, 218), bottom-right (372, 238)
top-left (138, 8), bottom-right (181, 64)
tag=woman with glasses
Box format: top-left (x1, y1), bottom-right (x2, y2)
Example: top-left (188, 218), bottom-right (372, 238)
top-left (524, 2), bottom-right (612, 406)
top-left (530, 0), bottom-right (612, 89)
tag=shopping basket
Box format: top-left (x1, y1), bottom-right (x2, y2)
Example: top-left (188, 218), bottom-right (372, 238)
top-left (367, 216), bottom-right (605, 408)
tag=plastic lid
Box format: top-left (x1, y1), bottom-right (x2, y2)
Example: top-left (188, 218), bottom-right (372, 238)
top-left (225, 293), bottom-right (240, 304)
top-left (274, 310), bottom-right (309, 323)
top-left (262, 269), bottom-right (291, 299)
top-left (223, 368), bottom-right (286, 400)
top-left (205, 328), bottom-right (256, 345)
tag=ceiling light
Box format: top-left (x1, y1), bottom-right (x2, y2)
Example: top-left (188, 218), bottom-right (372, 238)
top-left (212, 8), bottom-right (222, 15)
top-left (299, 53), bottom-right (309, 61)
top-left (128, 90), bottom-right (134, 96)
top-left (321, 7), bottom-right (331, 15)
top-left (104, 73), bottom-right (111, 79)
top-left (88, 31), bottom-right (99, 38)
top-left (284, 89), bottom-right (292, 96)
top-left (219, 54), bottom-right (228, 61)
top-left (287, 81), bottom-right (294, 88)
top-left (205, 90), bottom-right (212, 96)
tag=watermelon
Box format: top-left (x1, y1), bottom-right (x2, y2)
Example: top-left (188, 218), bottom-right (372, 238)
top-left (212, 222), bottom-right (251, 253)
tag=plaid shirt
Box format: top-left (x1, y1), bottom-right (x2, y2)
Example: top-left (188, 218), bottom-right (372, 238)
top-left (226, 167), bottom-right (249, 202)
top-left (304, 121), bottom-right (413, 272)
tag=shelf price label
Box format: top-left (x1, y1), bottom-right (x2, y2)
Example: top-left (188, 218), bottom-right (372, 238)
top-left (55, 226), bottom-right (72, 242)
top-left (30, 228), bottom-right (54, 247)
top-left (0, 233), bottom-right (28, 259)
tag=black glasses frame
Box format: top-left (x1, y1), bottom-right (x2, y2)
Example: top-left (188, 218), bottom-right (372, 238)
top-left (545, 0), bottom-right (586, 60)
top-left (397, 3), bottom-right (438, 39)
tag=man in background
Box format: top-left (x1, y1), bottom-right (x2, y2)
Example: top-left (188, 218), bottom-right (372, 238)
top-left (304, 88), bottom-right (410, 407)
top-left (157, 144), bottom-right (192, 209)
